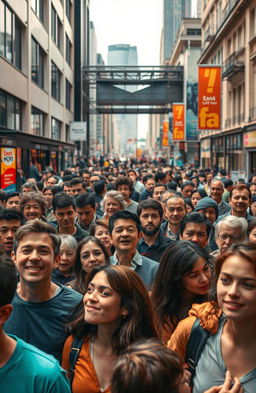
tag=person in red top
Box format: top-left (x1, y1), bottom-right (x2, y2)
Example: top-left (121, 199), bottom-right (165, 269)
top-left (62, 265), bottom-right (157, 393)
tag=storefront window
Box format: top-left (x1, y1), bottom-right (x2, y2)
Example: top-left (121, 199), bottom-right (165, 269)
top-left (31, 106), bottom-right (44, 136)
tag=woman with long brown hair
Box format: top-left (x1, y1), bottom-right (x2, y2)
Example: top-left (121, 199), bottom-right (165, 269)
top-left (62, 265), bottom-right (157, 393)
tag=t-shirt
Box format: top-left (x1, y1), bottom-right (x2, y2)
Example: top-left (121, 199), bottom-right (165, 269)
top-left (62, 335), bottom-right (111, 393)
top-left (193, 317), bottom-right (256, 393)
top-left (4, 285), bottom-right (82, 362)
top-left (0, 335), bottom-right (71, 393)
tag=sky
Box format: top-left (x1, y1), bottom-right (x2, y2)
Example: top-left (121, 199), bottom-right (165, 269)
top-left (90, 0), bottom-right (163, 66)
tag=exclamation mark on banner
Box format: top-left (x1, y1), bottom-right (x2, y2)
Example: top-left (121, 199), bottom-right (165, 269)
top-left (204, 68), bottom-right (217, 93)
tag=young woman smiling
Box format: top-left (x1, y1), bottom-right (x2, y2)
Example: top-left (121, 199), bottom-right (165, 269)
top-left (151, 240), bottom-right (213, 344)
top-left (62, 265), bottom-right (157, 393)
top-left (168, 242), bottom-right (256, 392)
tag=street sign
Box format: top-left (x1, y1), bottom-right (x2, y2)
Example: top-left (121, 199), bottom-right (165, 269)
top-left (70, 122), bottom-right (87, 141)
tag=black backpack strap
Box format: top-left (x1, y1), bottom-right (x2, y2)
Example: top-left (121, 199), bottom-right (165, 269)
top-left (69, 336), bottom-right (84, 386)
top-left (185, 319), bottom-right (210, 385)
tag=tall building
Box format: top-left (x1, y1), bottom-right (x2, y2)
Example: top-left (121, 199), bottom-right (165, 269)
top-left (0, 0), bottom-right (90, 182)
top-left (199, 0), bottom-right (256, 177)
top-left (107, 44), bottom-right (138, 157)
top-left (162, 0), bottom-right (192, 63)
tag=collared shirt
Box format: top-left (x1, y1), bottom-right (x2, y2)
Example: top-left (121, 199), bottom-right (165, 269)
top-left (138, 230), bottom-right (173, 262)
top-left (112, 250), bottom-right (142, 271)
top-left (76, 214), bottom-right (97, 232)
top-left (218, 200), bottom-right (231, 216)
top-left (216, 210), bottom-right (254, 224)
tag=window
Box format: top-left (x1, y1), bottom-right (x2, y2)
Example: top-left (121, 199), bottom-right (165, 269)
top-left (0, 89), bottom-right (22, 130)
top-left (187, 28), bottom-right (201, 36)
top-left (31, 0), bottom-right (44, 22)
top-left (0, 1), bottom-right (22, 69)
top-left (65, 33), bottom-right (71, 65)
top-left (31, 106), bottom-right (44, 136)
top-left (51, 5), bottom-right (62, 49)
top-left (66, 0), bottom-right (71, 22)
top-left (65, 79), bottom-right (71, 110)
top-left (51, 62), bottom-right (61, 101)
top-left (31, 37), bottom-right (44, 88)
top-left (51, 117), bottom-right (61, 140)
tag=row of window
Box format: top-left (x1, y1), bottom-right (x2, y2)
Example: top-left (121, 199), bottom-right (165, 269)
top-left (32, 0), bottom-right (72, 25)
top-left (0, 1), bottom-right (72, 71)
top-left (0, 88), bottom-right (63, 139)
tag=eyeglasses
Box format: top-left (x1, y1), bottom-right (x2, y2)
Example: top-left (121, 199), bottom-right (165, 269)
top-left (218, 234), bottom-right (242, 241)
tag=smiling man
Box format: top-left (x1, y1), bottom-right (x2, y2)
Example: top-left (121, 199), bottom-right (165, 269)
top-left (4, 219), bottom-right (82, 362)
top-left (109, 210), bottom-right (158, 288)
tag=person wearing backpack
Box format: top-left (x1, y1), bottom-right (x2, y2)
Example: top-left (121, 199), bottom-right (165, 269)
top-left (62, 265), bottom-right (157, 393)
top-left (168, 242), bottom-right (256, 393)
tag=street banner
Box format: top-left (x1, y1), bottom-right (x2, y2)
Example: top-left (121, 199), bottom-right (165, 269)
top-left (198, 65), bottom-right (221, 130)
top-left (172, 103), bottom-right (185, 141)
top-left (1, 147), bottom-right (16, 191)
top-left (162, 120), bottom-right (169, 146)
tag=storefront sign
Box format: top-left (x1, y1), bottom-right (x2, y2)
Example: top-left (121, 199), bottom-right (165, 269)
top-left (1, 147), bottom-right (16, 191)
top-left (198, 66), bottom-right (221, 130)
top-left (162, 121), bottom-right (169, 146)
top-left (244, 131), bottom-right (256, 148)
top-left (172, 103), bottom-right (185, 141)
top-left (201, 138), bottom-right (211, 158)
top-left (70, 122), bottom-right (87, 141)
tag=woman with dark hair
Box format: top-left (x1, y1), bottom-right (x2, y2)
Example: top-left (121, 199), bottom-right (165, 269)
top-left (191, 188), bottom-right (208, 208)
top-left (69, 236), bottom-right (110, 294)
top-left (151, 240), bottom-right (212, 343)
top-left (62, 265), bottom-right (157, 393)
top-left (184, 197), bottom-right (194, 213)
top-left (42, 186), bottom-right (55, 221)
top-left (168, 242), bottom-right (256, 392)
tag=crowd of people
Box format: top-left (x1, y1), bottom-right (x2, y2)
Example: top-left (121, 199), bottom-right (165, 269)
top-left (0, 159), bottom-right (256, 393)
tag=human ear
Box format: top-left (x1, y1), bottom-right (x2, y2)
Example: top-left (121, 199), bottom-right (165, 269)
top-left (0, 304), bottom-right (13, 326)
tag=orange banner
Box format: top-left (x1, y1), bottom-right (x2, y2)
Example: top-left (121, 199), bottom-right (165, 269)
top-left (162, 121), bottom-right (169, 146)
top-left (172, 104), bottom-right (185, 141)
top-left (198, 66), bottom-right (221, 130)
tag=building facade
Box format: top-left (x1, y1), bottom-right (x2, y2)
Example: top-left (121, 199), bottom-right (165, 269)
top-left (199, 0), bottom-right (256, 178)
top-left (0, 0), bottom-right (90, 182)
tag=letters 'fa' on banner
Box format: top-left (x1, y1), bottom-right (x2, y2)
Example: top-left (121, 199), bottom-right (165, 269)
top-left (162, 121), bottom-right (169, 146)
top-left (172, 103), bottom-right (185, 141)
top-left (198, 65), bottom-right (221, 130)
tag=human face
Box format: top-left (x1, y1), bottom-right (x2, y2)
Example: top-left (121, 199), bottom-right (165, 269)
top-left (12, 232), bottom-right (57, 285)
top-left (140, 208), bottom-right (161, 235)
top-left (249, 227), bottom-right (256, 243)
top-left (82, 173), bottom-right (91, 186)
top-left (165, 198), bottom-right (186, 226)
top-left (43, 190), bottom-right (53, 208)
top-left (210, 181), bottom-right (224, 203)
top-left (191, 192), bottom-right (202, 208)
top-left (128, 172), bottom-right (136, 183)
top-left (80, 240), bottom-right (106, 273)
top-left (250, 202), bottom-right (256, 217)
top-left (153, 186), bottom-right (166, 201)
top-left (22, 187), bottom-right (33, 194)
top-left (0, 219), bottom-right (21, 253)
top-left (197, 207), bottom-right (217, 224)
top-left (111, 218), bottom-right (139, 254)
top-left (63, 185), bottom-right (72, 195)
top-left (54, 205), bottom-right (76, 230)
top-left (181, 185), bottom-right (193, 198)
top-left (71, 183), bottom-right (84, 196)
top-left (46, 177), bottom-right (57, 186)
top-left (105, 198), bottom-right (122, 218)
top-left (76, 205), bottom-right (95, 227)
top-left (23, 200), bottom-right (43, 221)
top-left (230, 189), bottom-right (250, 216)
top-left (94, 225), bottom-right (112, 250)
top-left (117, 185), bottom-right (131, 202)
top-left (182, 257), bottom-right (211, 297)
top-left (216, 224), bottom-right (244, 253)
top-left (206, 173), bottom-right (213, 185)
top-left (145, 178), bottom-right (155, 193)
top-left (57, 244), bottom-right (76, 274)
top-left (181, 222), bottom-right (208, 248)
top-left (217, 255), bottom-right (256, 321)
top-left (6, 196), bottom-right (20, 210)
top-left (90, 176), bottom-right (100, 190)
top-left (83, 270), bottom-right (126, 327)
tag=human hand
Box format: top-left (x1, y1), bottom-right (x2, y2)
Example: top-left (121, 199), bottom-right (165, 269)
top-left (204, 371), bottom-right (243, 393)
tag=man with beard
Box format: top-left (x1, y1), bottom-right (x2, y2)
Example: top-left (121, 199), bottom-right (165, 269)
top-left (137, 199), bottom-right (173, 262)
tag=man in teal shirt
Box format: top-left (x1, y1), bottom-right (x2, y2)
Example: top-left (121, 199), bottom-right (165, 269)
top-left (0, 253), bottom-right (71, 393)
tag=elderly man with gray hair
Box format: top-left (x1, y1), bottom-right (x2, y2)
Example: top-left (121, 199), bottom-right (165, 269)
top-left (212, 215), bottom-right (248, 257)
